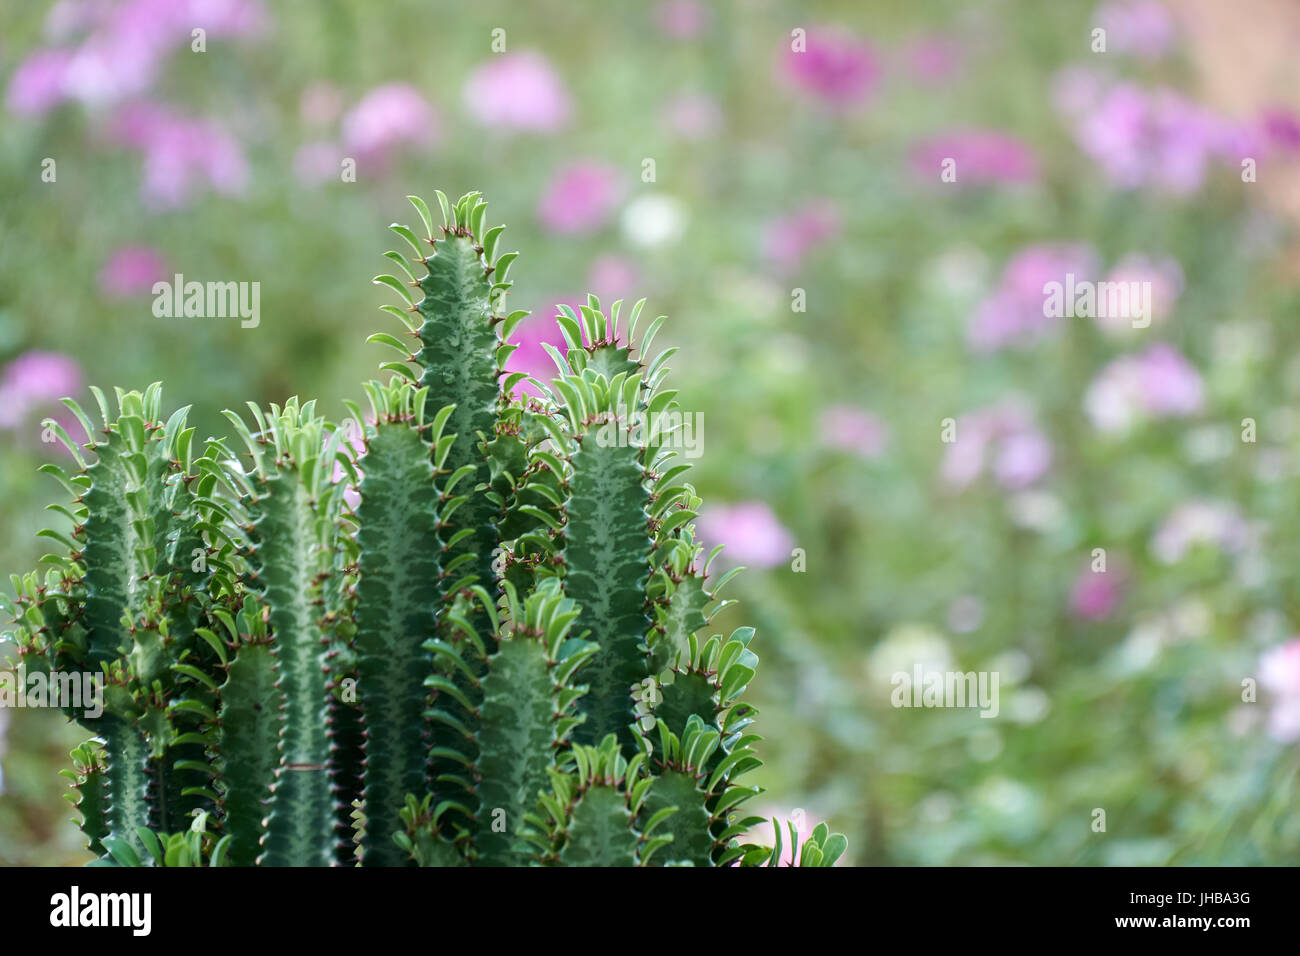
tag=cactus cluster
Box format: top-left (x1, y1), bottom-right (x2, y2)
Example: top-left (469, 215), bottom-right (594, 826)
top-left (1, 191), bottom-right (846, 868)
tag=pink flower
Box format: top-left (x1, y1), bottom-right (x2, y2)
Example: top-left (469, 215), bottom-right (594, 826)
top-left (1062, 82), bottom-right (1238, 195)
top-left (341, 83), bottom-right (438, 167)
top-left (536, 162), bottom-right (623, 236)
top-left (760, 201), bottom-right (840, 272)
top-left (332, 425), bottom-right (368, 511)
top-left (910, 129), bottom-right (1038, 185)
top-left (1, 351), bottom-right (82, 401)
top-left (1084, 343), bottom-right (1204, 433)
top-left (695, 501), bottom-right (794, 569)
top-left (661, 92), bottom-right (723, 140)
top-left (0, 351), bottom-right (83, 430)
top-left (1094, 0), bottom-right (1177, 60)
top-left (1069, 564), bottom-right (1126, 621)
top-left (941, 400), bottom-right (1052, 491)
top-left (1260, 108), bottom-right (1300, 153)
top-left (780, 28), bottom-right (879, 107)
top-left (1051, 66), bottom-right (1111, 118)
top-left (43, 0), bottom-right (105, 44)
top-left (744, 807), bottom-right (840, 866)
top-left (654, 0), bottom-right (710, 39)
top-left (99, 246), bottom-right (168, 298)
top-left (904, 34), bottom-right (963, 84)
top-left (108, 102), bottom-right (248, 208)
top-left (969, 243), bottom-right (1099, 352)
top-left (293, 140), bottom-right (342, 186)
top-left (1092, 254), bottom-right (1183, 335)
top-left (818, 405), bottom-right (889, 459)
top-left (1259, 640), bottom-right (1300, 742)
top-left (1151, 499), bottom-right (1251, 564)
top-left (54, 0), bottom-right (266, 109)
top-left (994, 430), bottom-right (1053, 489)
top-left (503, 312), bottom-right (567, 399)
top-left (462, 51), bottom-right (572, 134)
top-left (5, 49), bottom-right (74, 116)
top-left (587, 256), bottom-right (641, 303)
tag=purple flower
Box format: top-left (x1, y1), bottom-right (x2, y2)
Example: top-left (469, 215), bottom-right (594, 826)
top-left (1260, 108), bottom-right (1300, 153)
top-left (1259, 640), bottom-right (1300, 742)
top-left (7, 1), bottom-right (266, 115)
top-left (5, 49), bottom-right (74, 116)
top-left (536, 162), bottom-right (623, 236)
top-left (0, 351), bottom-right (83, 430)
top-left (654, 0), bottom-right (710, 39)
top-left (462, 51), bottom-right (572, 134)
top-left (1069, 564), bottom-right (1126, 621)
top-left (760, 201), bottom-right (840, 272)
top-left (99, 245), bottom-right (168, 298)
top-left (1063, 81), bottom-right (1238, 195)
top-left (969, 243), bottom-right (1099, 352)
top-left (1094, 0), bottom-right (1177, 60)
top-left (54, 0), bottom-right (266, 109)
top-left (941, 400), bottom-right (1052, 491)
top-left (1084, 343), bottom-right (1204, 433)
top-left (910, 128), bottom-right (1038, 185)
top-left (994, 429), bottom-right (1053, 489)
top-left (108, 102), bottom-right (248, 208)
top-left (818, 405), bottom-right (889, 459)
top-left (696, 501), bottom-right (794, 569)
top-left (780, 28), bottom-right (879, 108)
top-left (342, 83), bottom-right (438, 167)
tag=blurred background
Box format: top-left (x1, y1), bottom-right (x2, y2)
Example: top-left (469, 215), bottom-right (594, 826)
top-left (4, 0), bottom-right (1300, 865)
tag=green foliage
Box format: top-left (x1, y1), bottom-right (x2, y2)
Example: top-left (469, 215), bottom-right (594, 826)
top-left (469, 578), bottom-right (594, 865)
top-left (210, 599), bottom-right (279, 868)
top-left (95, 812), bottom-right (231, 868)
top-left (61, 742), bottom-right (109, 858)
top-left (3, 193), bottom-right (845, 868)
top-left (349, 381), bottom-right (445, 865)
top-left (221, 398), bottom-right (347, 866)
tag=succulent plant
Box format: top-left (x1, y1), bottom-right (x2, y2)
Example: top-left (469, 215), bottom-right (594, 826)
top-left (1, 191), bottom-right (846, 868)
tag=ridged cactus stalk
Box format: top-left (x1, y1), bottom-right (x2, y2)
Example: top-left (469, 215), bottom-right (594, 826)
top-left (2, 191), bottom-right (847, 868)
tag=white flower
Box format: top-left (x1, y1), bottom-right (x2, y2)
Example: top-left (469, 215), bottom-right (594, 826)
top-left (620, 194), bottom-right (688, 248)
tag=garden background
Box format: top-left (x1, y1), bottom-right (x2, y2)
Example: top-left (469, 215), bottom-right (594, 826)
top-left (3, 0), bottom-right (1300, 865)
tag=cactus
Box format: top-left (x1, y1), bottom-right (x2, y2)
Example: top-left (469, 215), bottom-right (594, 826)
top-left (1, 192), bottom-right (846, 868)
